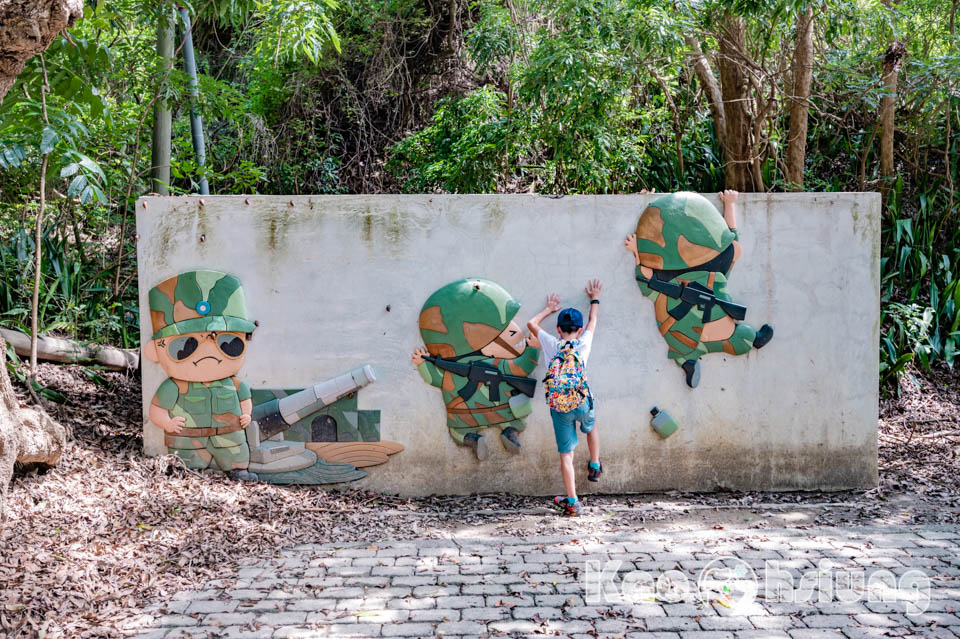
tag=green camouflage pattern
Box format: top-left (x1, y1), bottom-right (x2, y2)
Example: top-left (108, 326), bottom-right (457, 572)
top-left (635, 266), bottom-right (758, 365)
top-left (634, 192), bottom-right (737, 271)
top-left (169, 434), bottom-right (250, 471)
top-left (155, 376), bottom-right (252, 470)
top-left (631, 192), bottom-right (765, 372)
top-left (418, 351), bottom-right (539, 442)
top-left (418, 278), bottom-right (520, 356)
top-left (417, 278), bottom-right (537, 443)
top-left (148, 270), bottom-right (257, 339)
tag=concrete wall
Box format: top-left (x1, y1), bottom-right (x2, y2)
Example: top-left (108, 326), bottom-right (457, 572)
top-left (136, 193), bottom-right (880, 495)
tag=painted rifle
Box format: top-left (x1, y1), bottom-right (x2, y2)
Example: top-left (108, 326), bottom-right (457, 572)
top-left (636, 272), bottom-right (747, 321)
top-left (421, 355), bottom-right (537, 402)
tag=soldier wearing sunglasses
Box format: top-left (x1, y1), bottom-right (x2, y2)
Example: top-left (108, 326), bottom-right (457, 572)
top-left (143, 270), bottom-right (259, 481)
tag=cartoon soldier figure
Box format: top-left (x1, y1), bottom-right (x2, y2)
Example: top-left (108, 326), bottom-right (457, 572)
top-left (624, 191), bottom-right (774, 388)
top-left (143, 270), bottom-right (259, 481)
top-left (411, 278), bottom-right (540, 460)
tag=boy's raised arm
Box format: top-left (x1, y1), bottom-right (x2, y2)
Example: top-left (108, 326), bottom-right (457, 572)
top-left (585, 279), bottom-right (602, 332)
top-left (527, 293), bottom-right (562, 337)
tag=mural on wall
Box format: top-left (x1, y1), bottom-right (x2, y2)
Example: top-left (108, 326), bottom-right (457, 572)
top-left (144, 270), bottom-right (401, 483)
top-left (411, 278), bottom-right (539, 460)
top-left (624, 191), bottom-right (774, 388)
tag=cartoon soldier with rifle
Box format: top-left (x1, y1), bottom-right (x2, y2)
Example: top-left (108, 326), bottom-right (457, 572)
top-left (412, 278), bottom-right (540, 460)
top-left (624, 191), bottom-right (774, 388)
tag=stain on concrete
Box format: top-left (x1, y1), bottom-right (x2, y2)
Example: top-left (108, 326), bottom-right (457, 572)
top-left (252, 206), bottom-right (292, 254)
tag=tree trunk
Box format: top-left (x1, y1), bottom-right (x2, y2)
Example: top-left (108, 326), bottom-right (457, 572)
top-left (785, 6), bottom-right (814, 190)
top-left (0, 0), bottom-right (84, 103)
top-left (151, 3), bottom-right (174, 195)
top-left (650, 68), bottom-right (684, 181)
top-left (880, 40), bottom-right (906, 201)
top-left (1, 327), bottom-right (139, 370)
top-left (0, 339), bottom-right (68, 518)
top-left (717, 14), bottom-right (755, 191)
top-left (684, 35), bottom-right (727, 154)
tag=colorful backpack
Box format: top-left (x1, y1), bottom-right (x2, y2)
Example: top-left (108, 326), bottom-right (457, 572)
top-left (543, 341), bottom-right (589, 413)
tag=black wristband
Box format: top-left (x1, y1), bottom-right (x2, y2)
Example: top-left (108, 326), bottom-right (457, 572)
top-left (590, 300), bottom-right (600, 305)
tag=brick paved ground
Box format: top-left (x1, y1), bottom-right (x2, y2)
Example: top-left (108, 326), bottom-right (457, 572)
top-left (132, 525), bottom-right (960, 639)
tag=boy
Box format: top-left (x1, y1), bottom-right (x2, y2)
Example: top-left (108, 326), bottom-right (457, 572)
top-left (527, 279), bottom-right (602, 517)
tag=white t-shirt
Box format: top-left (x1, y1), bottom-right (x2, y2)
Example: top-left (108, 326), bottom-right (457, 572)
top-left (537, 329), bottom-right (594, 367)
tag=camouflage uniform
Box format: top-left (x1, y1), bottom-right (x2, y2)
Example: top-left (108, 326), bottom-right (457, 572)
top-left (148, 271), bottom-right (257, 470)
top-left (417, 278), bottom-right (539, 445)
top-left (632, 192), bottom-right (771, 384)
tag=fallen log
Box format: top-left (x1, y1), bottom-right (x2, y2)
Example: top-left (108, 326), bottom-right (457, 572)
top-left (0, 338), bottom-right (68, 517)
top-left (0, 328), bottom-right (139, 371)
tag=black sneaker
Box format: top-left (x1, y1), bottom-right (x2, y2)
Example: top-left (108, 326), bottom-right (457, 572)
top-left (553, 496), bottom-right (582, 517)
top-left (587, 462), bottom-right (603, 482)
top-left (754, 324), bottom-right (774, 349)
top-left (682, 360), bottom-right (701, 388)
top-left (500, 426), bottom-right (521, 454)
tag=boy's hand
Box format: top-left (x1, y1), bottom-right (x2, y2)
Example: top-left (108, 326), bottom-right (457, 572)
top-left (586, 279), bottom-right (603, 300)
top-left (719, 189), bottom-right (738, 206)
top-left (639, 188), bottom-right (656, 194)
top-left (411, 346), bottom-right (430, 366)
top-left (544, 293), bottom-right (562, 313)
top-left (526, 333), bottom-right (540, 349)
top-left (239, 414), bottom-right (252, 427)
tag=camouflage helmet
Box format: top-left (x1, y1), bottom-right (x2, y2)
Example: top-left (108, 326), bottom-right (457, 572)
top-left (148, 270), bottom-right (257, 340)
top-left (634, 192), bottom-right (736, 271)
top-left (419, 278), bottom-right (520, 358)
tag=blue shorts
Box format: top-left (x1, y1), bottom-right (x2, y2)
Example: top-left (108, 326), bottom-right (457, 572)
top-left (550, 397), bottom-right (595, 454)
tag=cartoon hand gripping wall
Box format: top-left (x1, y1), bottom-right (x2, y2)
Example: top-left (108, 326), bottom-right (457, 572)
top-left (624, 191), bottom-right (774, 388)
top-left (412, 278), bottom-right (540, 460)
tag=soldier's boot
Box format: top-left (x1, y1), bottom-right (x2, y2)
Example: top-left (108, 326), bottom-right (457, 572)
top-left (463, 433), bottom-right (488, 461)
top-left (228, 469), bottom-right (259, 482)
top-left (705, 323), bottom-right (759, 357)
top-left (500, 427), bottom-right (521, 454)
top-left (682, 360), bottom-right (701, 388)
top-left (753, 324), bottom-right (774, 349)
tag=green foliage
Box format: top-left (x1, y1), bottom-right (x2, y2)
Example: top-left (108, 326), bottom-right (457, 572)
top-left (0, 0), bottom-right (956, 390)
top-left (0, 223), bottom-right (138, 347)
top-left (253, 0), bottom-right (341, 65)
top-left (388, 87), bottom-right (518, 192)
top-left (388, 0), bottom-right (724, 193)
top-left (880, 178), bottom-right (960, 379)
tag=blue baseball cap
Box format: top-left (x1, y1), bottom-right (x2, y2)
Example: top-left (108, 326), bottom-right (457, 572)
top-left (557, 307), bottom-right (583, 329)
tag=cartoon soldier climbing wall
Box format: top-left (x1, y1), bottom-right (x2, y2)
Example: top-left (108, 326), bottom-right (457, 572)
top-left (624, 191), bottom-right (774, 388)
top-left (412, 278), bottom-right (539, 460)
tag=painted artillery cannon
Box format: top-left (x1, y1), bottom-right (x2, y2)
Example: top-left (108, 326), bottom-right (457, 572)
top-left (252, 365), bottom-right (376, 440)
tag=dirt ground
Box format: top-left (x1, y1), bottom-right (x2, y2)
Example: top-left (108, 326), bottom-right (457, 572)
top-left (0, 361), bottom-right (958, 637)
